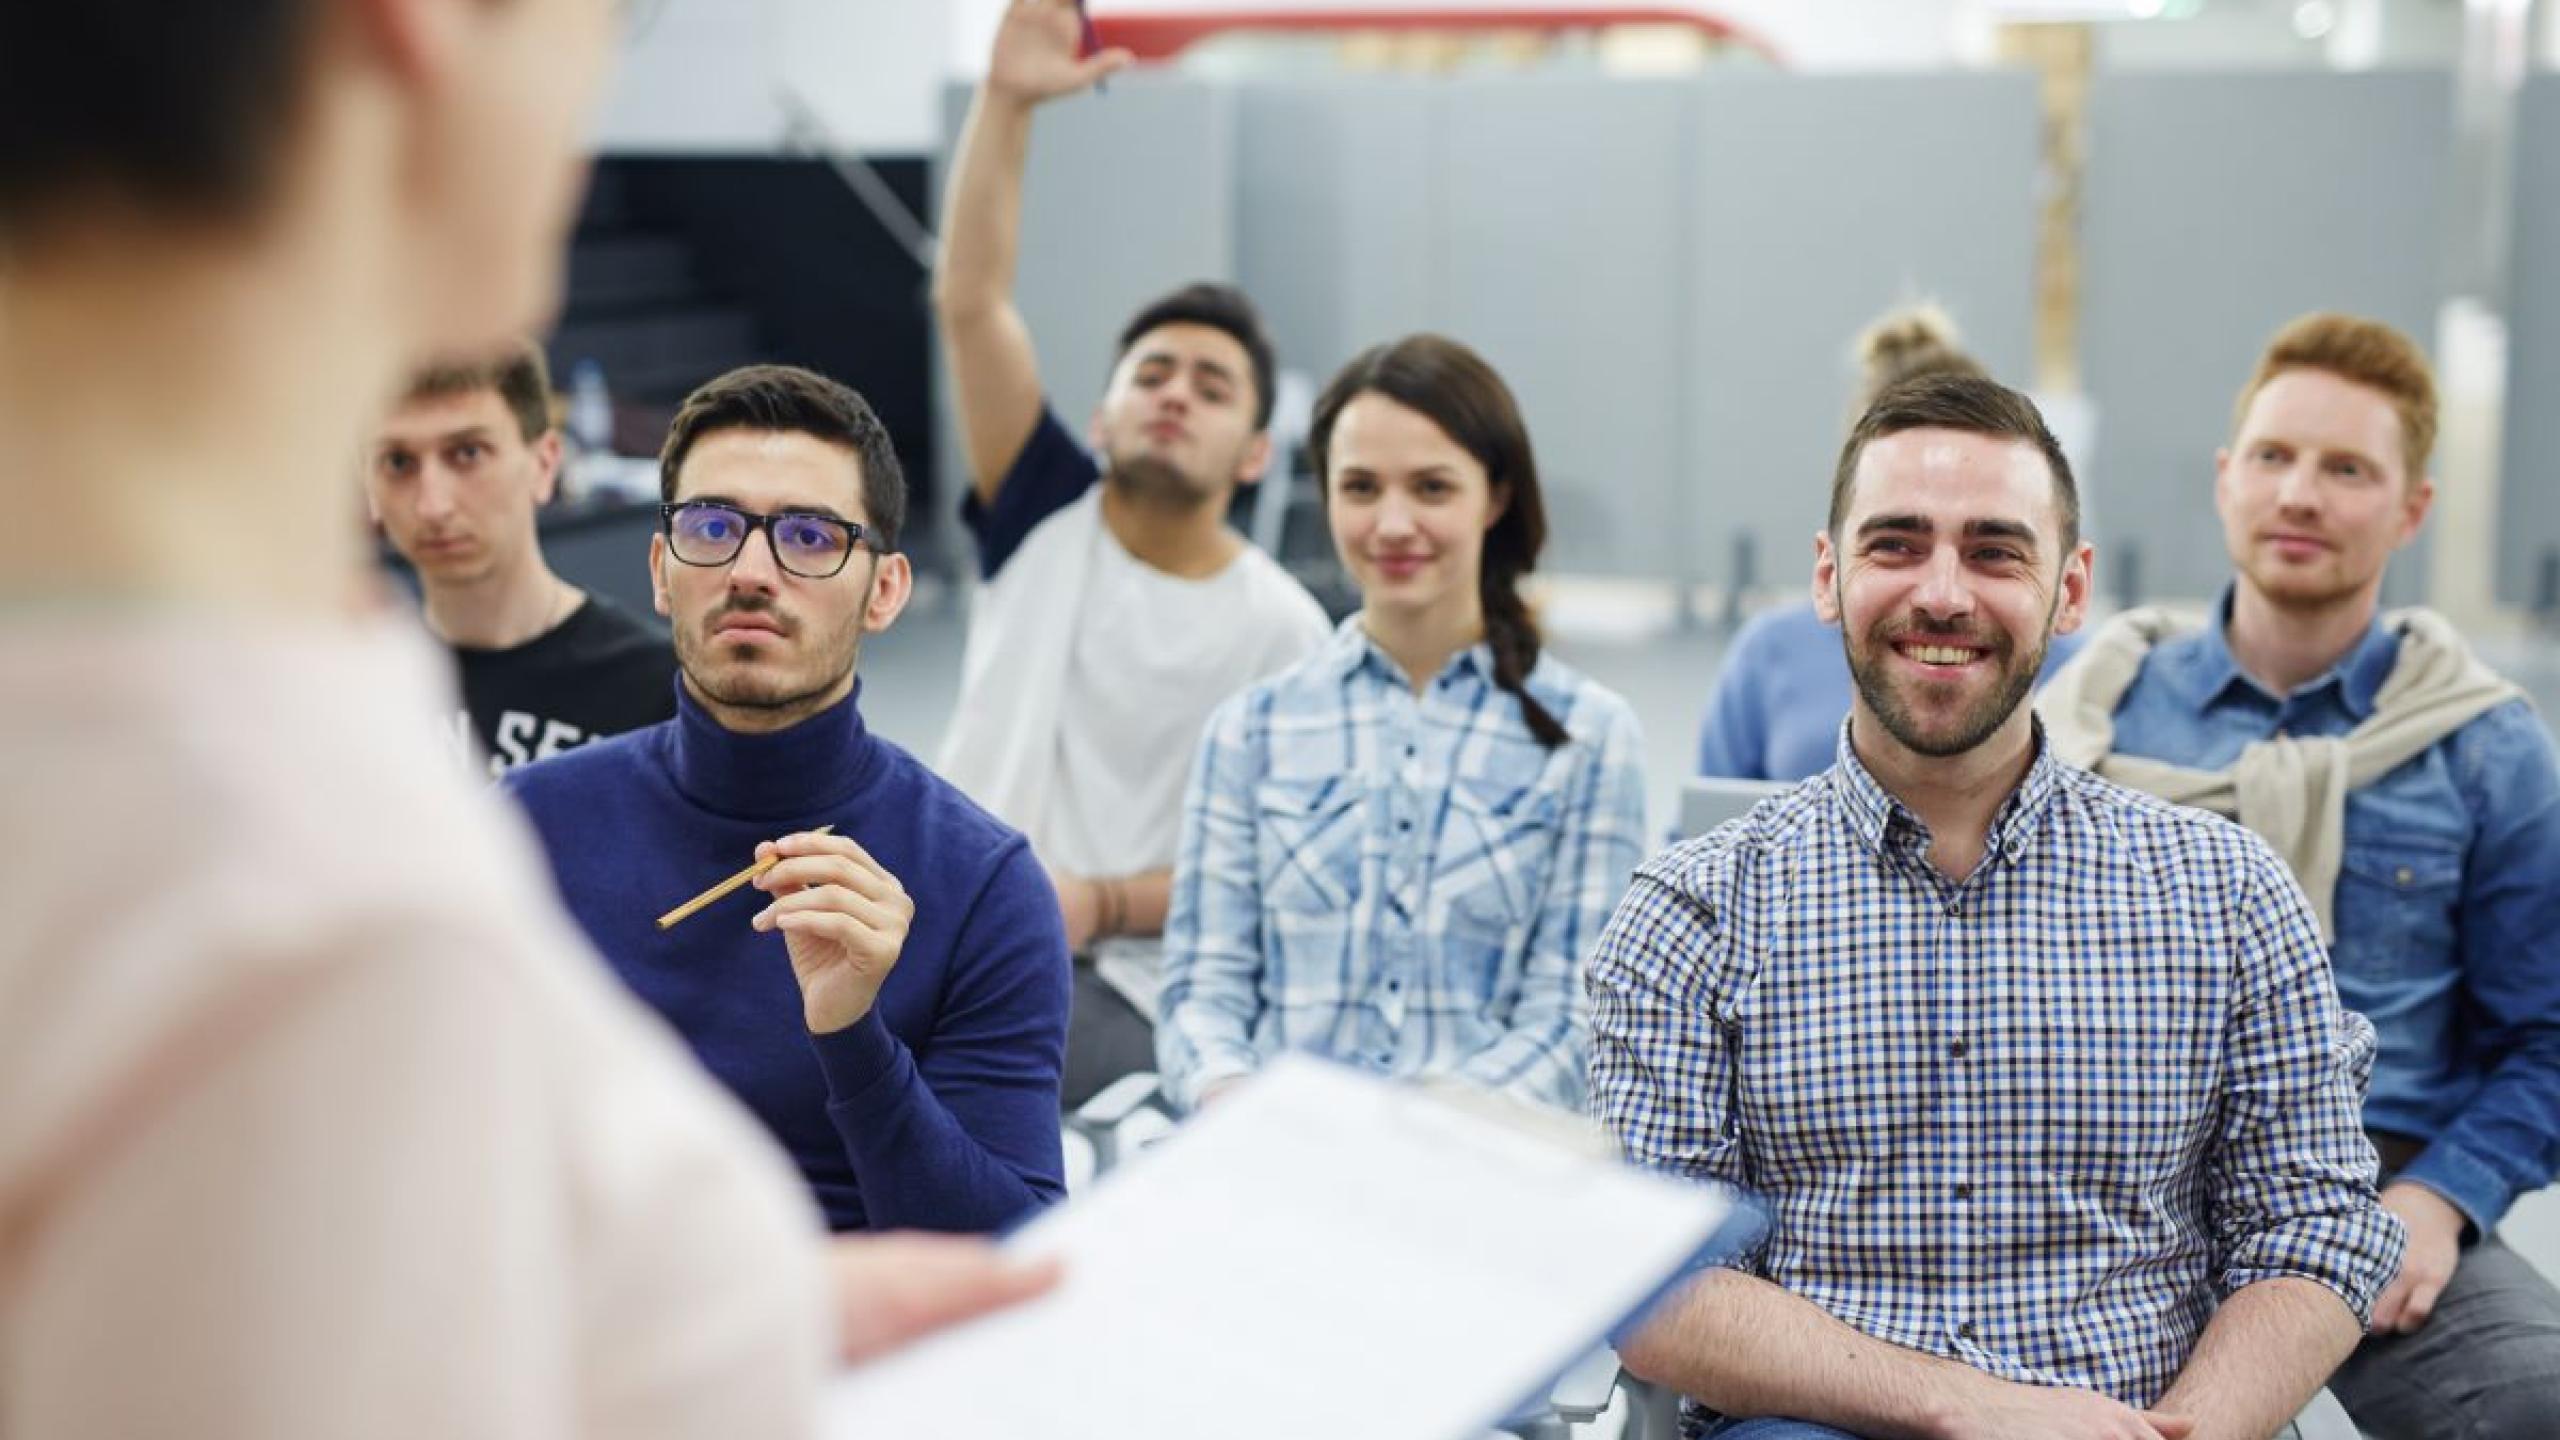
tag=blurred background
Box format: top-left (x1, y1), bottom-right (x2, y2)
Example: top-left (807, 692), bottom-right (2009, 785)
top-left (514, 0), bottom-right (2560, 1309)
top-left (527, 0), bottom-right (2560, 815)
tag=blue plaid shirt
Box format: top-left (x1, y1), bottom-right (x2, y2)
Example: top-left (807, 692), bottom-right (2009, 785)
top-left (1159, 618), bottom-right (1648, 1113)
top-left (1590, 723), bottom-right (2404, 1408)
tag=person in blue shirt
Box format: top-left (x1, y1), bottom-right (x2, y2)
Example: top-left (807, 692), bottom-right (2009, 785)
top-left (2041, 313), bottom-right (2560, 1440)
top-left (1157, 334), bottom-right (1649, 1114)
top-left (1699, 306), bottom-right (2083, 782)
top-left (510, 364), bottom-right (1071, 1235)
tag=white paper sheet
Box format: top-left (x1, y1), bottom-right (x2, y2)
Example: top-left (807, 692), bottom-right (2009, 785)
top-left (822, 1054), bottom-right (1746, 1439)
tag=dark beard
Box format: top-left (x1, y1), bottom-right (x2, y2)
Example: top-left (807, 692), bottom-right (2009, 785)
top-left (1106, 451), bottom-right (1222, 508)
top-left (1843, 608), bottom-right (2051, 760)
top-left (672, 595), bottom-right (863, 722)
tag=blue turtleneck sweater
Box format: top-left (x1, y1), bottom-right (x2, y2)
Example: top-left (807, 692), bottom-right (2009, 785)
top-left (507, 680), bottom-right (1070, 1233)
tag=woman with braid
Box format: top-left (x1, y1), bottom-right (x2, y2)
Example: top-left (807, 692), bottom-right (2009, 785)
top-left (1156, 335), bottom-right (1648, 1113)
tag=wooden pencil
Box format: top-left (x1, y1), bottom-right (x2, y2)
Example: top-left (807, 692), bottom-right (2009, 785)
top-left (655, 823), bottom-right (836, 931)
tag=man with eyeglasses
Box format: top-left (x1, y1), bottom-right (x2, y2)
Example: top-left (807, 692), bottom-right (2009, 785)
top-left (508, 363), bottom-right (1071, 1236)
top-left (365, 341), bottom-right (676, 774)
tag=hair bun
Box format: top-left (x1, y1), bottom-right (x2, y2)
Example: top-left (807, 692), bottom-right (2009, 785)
top-left (1855, 302), bottom-right (1986, 402)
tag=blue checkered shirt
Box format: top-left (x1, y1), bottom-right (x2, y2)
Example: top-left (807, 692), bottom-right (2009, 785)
top-left (1589, 723), bottom-right (2405, 1408)
top-left (1160, 618), bottom-right (1648, 1113)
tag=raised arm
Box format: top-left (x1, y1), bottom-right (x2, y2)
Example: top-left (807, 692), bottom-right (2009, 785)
top-left (933, 0), bottom-right (1130, 501)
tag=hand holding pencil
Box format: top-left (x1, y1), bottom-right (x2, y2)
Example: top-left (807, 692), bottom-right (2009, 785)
top-left (987, 0), bottom-right (1132, 109)
top-left (748, 829), bottom-right (917, 1036)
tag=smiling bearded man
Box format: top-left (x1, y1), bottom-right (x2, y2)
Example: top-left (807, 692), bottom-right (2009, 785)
top-left (1587, 372), bottom-right (2405, 1440)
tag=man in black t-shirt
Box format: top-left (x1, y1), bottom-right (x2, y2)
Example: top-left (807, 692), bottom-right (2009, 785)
top-left (365, 342), bottom-right (675, 775)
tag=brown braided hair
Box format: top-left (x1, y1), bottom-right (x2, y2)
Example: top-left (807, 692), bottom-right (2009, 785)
top-left (1308, 334), bottom-right (1568, 749)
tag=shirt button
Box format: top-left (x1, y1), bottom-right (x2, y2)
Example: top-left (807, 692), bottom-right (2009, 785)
top-left (1398, 819), bottom-right (1413, 833)
top-left (1953, 1183), bottom-right (1972, 1201)
top-left (2395, 866), bottom-right (2415, 886)
top-left (1948, 1039), bottom-right (1968, 1059)
top-left (1947, 901), bottom-right (1965, 918)
top-left (1956, 1321), bottom-right (1976, 1340)
top-left (1386, 978), bottom-right (1403, 993)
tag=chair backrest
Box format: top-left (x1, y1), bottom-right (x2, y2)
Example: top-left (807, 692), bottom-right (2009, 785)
top-left (1679, 777), bottom-right (1788, 838)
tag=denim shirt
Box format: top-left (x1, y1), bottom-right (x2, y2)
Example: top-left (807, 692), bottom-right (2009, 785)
top-left (1158, 619), bottom-right (1649, 1113)
top-left (2108, 590), bottom-right (2560, 1232)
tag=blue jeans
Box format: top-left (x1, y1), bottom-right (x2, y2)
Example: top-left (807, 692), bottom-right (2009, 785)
top-left (2329, 1230), bottom-right (2560, 1440)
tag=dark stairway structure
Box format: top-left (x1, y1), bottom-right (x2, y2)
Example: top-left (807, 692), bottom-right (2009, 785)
top-left (545, 157), bottom-right (941, 555)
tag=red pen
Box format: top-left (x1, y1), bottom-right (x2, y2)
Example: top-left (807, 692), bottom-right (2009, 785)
top-left (1074, 0), bottom-right (1108, 95)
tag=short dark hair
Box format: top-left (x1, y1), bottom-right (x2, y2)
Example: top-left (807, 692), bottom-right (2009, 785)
top-left (0, 1), bottom-right (320, 236)
top-left (403, 341), bottom-right (555, 444)
top-left (1829, 373), bottom-right (2079, 552)
top-left (659, 365), bottom-right (908, 551)
top-left (1116, 283), bottom-right (1278, 431)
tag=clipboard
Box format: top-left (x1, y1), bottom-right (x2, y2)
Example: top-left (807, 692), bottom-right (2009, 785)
top-left (822, 1054), bottom-right (1761, 1438)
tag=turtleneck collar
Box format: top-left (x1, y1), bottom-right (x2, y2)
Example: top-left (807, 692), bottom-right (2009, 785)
top-left (664, 675), bottom-right (880, 822)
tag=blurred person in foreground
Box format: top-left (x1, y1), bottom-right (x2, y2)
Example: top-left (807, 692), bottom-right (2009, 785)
top-left (0, 2), bottom-right (1048, 1436)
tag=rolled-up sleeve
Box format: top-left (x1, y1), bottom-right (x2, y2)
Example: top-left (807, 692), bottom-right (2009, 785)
top-left (2209, 849), bottom-right (2408, 1323)
top-left (1589, 852), bottom-right (1752, 1185)
top-left (2399, 702), bottom-right (2560, 1235)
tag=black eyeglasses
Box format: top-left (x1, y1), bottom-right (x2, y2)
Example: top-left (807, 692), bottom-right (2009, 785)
top-left (658, 502), bottom-right (882, 579)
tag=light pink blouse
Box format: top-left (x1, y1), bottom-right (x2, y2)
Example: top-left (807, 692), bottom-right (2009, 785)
top-left (0, 616), bottom-right (829, 1438)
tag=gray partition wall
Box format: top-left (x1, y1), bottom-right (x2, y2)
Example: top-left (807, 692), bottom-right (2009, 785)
top-left (1438, 80), bottom-right (1695, 577)
top-left (2083, 72), bottom-right (2451, 603)
top-left (1690, 72), bottom-right (2040, 596)
top-left (1234, 82), bottom-right (1440, 385)
top-left (941, 72), bottom-right (2041, 588)
top-left (1235, 79), bottom-right (1694, 576)
top-left (2500, 76), bottom-right (2560, 609)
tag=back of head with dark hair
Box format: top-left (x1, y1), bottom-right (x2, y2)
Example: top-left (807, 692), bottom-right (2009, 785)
top-left (1117, 283), bottom-right (1279, 432)
top-left (404, 341), bottom-right (556, 444)
top-left (0, 1), bottom-right (321, 236)
top-left (1308, 333), bottom-right (1569, 750)
top-left (659, 365), bottom-right (909, 551)
top-left (1829, 373), bottom-right (2080, 554)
